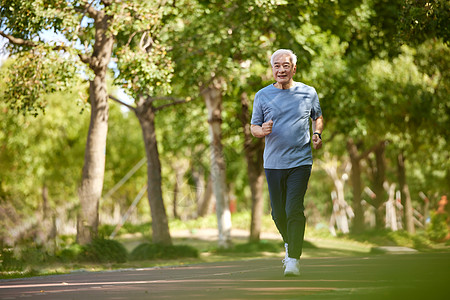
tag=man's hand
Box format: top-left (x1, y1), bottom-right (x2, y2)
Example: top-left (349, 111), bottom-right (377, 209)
top-left (261, 120), bottom-right (273, 136)
top-left (312, 133), bottom-right (322, 150)
top-left (250, 120), bottom-right (273, 138)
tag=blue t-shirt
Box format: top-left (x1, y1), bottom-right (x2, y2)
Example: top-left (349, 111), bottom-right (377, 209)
top-left (251, 82), bottom-right (322, 169)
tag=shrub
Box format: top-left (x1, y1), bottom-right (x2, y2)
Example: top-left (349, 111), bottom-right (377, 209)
top-left (56, 244), bottom-right (84, 263)
top-left (0, 248), bottom-right (23, 271)
top-left (122, 222), bottom-right (151, 235)
top-left (19, 246), bottom-right (52, 265)
top-left (427, 212), bottom-right (449, 242)
top-left (78, 238), bottom-right (128, 263)
top-left (130, 243), bottom-right (198, 261)
top-left (98, 224), bottom-right (117, 237)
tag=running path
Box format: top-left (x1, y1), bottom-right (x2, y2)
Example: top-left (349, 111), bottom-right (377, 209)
top-left (1, 252), bottom-right (449, 299)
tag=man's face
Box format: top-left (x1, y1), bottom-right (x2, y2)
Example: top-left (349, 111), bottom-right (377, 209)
top-left (272, 54), bottom-right (296, 85)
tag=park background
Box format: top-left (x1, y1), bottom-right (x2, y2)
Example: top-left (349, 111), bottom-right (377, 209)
top-left (0, 0), bottom-right (449, 277)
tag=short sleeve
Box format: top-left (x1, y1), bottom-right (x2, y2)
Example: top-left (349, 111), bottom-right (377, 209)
top-left (310, 88), bottom-right (322, 121)
top-left (251, 92), bottom-right (264, 126)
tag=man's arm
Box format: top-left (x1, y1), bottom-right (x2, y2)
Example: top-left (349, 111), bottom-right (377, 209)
top-left (312, 115), bottom-right (324, 150)
top-left (251, 120), bottom-right (273, 138)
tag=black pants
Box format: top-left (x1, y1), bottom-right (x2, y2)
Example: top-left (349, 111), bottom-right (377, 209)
top-left (265, 165), bottom-right (312, 259)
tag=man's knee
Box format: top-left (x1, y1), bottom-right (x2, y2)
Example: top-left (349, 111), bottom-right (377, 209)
top-left (286, 209), bottom-right (305, 221)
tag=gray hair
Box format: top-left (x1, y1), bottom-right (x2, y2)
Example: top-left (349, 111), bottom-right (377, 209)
top-left (270, 49), bottom-right (297, 66)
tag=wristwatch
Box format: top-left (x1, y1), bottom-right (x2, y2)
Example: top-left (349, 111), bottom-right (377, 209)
top-left (313, 132), bottom-right (322, 139)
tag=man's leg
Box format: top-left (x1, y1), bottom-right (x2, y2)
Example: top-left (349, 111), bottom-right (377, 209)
top-left (264, 168), bottom-right (288, 244)
top-left (285, 165), bottom-right (311, 259)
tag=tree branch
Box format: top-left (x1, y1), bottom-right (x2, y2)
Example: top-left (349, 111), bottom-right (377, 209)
top-left (108, 94), bottom-right (136, 112)
top-left (1, 29), bottom-right (92, 65)
top-left (79, 53), bottom-right (92, 64)
top-left (153, 97), bottom-right (190, 112)
top-left (75, 0), bottom-right (98, 19)
top-left (0, 31), bottom-right (37, 47)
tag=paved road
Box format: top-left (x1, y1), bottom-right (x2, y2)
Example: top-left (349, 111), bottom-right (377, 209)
top-left (1, 252), bottom-right (449, 299)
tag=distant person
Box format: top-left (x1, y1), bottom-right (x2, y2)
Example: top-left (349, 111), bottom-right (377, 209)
top-left (251, 49), bottom-right (323, 276)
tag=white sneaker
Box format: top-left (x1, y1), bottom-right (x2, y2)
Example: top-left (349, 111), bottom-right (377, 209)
top-left (284, 257), bottom-right (300, 276)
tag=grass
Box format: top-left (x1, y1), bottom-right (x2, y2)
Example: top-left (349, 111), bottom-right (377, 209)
top-left (1, 212), bottom-right (448, 279)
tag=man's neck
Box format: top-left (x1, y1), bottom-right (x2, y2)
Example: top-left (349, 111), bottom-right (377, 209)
top-left (274, 80), bottom-right (294, 90)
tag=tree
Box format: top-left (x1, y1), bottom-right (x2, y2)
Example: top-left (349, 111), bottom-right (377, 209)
top-left (1, 0), bottom-right (114, 244)
top-left (1, 0), bottom-right (174, 244)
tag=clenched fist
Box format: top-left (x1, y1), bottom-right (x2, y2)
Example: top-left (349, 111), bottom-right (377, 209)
top-left (312, 133), bottom-right (322, 150)
top-left (262, 120), bottom-right (273, 136)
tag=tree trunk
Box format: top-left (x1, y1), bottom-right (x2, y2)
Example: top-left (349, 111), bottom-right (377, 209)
top-left (239, 92), bottom-right (265, 243)
top-left (136, 100), bottom-right (172, 246)
top-left (371, 141), bottom-right (387, 229)
top-left (346, 139), bottom-right (365, 233)
top-left (172, 176), bottom-right (180, 219)
top-left (202, 82), bottom-right (232, 248)
top-left (77, 11), bottom-right (114, 245)
top-left (397, 152), bottom-right (415, 234)
top-left (197, 175), bottom-right (214, 217)
top-left (172, 160), bottom-right (189, 219)
top-left (42, 184), bottom-right (50, 220)
top-left (77, 74), bottom-right (110, 244)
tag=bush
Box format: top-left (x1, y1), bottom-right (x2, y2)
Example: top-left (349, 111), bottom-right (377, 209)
top-left (130, 243), bottom-right (198, 261)
top-left (0, 248), bottom-right (23, 271)
top-left (411, 233), bottom-right (432, 250)
top-left (98, 224), bottom-right (117, 237)
top-left (98, 223), bottom-right (151, 238)
top-left (427, 212), bottom-right (449, 242)
top-left (56, 244), bottom-right (84, 263)
top-left (19, 246), bottom-right (52, 265)
top-left (122, 222), bottom-right (151, 235)
top-left (78, 238), bottom-right (128, 263)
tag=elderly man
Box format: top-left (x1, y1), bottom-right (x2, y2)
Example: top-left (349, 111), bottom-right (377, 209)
top-left (251, 49), bottom-right (323, 276)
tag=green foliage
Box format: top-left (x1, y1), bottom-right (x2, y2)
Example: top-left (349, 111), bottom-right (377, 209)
top-left (0, 0), bottom-right (71, 41)
top-left (115, 44), bottom-right (173, 99)
top-left (98, 223), bottom-right (151, 238)
top-left (349, 229), bottom-right (433, 250)
top-left (78, 238), bottom-right (128, 263)
top-left (0, 79), bottom-right (89, 245)
top-left (3, 46), bottom-right (81, 116)
top-left (111, 1), bottom-right (175, 100)
top-left (102, 102), bottom-right (148, 221)
top-left (427, 212), bottom-right (449, 242)
top-left (400, 0), bottom-right (450, 45)
top-left (122, 222), bottom-right (151, 235)
top-left (56, 244), bottom-right (84, 263)
top-left (0, 248), bottom-right (23, 272)
top-left (129, 243), bottom-right (198, 261)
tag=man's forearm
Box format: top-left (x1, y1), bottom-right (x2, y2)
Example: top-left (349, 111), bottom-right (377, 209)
top-left (251, 125), bottom-right (266, 138)
top-left (312, 116), bottom-right (324, 134)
